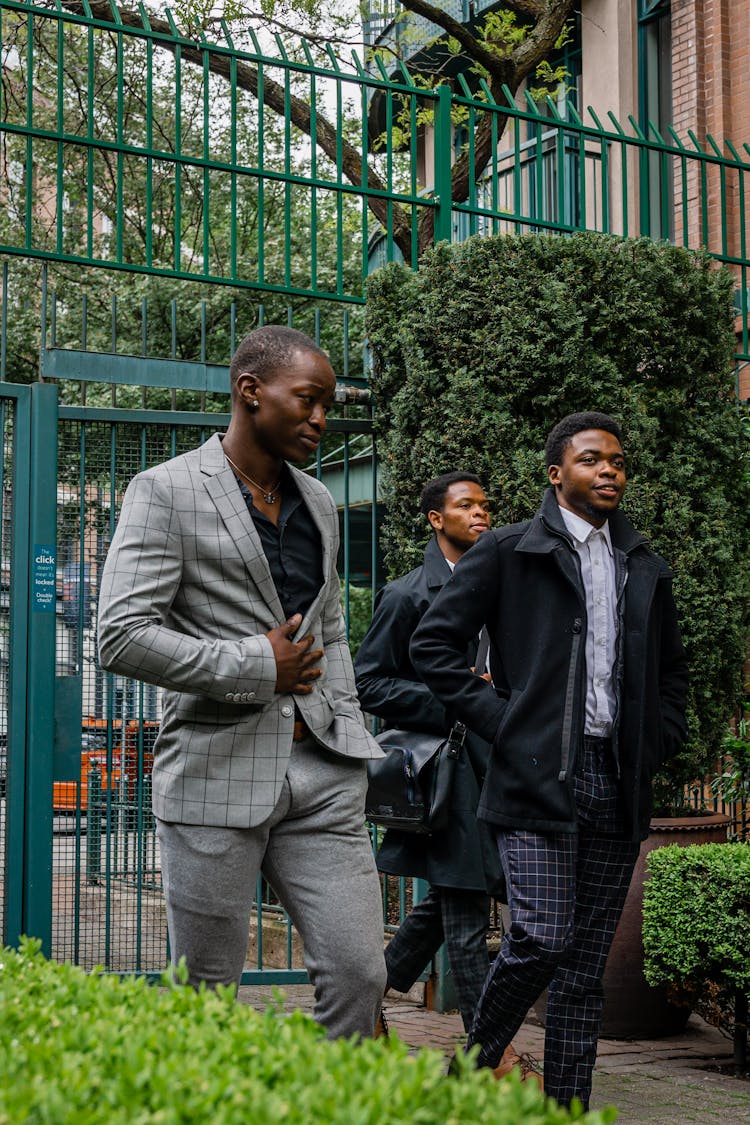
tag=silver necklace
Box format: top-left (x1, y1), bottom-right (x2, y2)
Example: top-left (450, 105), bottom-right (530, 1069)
top-left (224, 453), bottom-right (282, 504)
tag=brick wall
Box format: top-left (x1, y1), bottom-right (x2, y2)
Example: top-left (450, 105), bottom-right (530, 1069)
top-left (670, 0), bottom-right (750, 379)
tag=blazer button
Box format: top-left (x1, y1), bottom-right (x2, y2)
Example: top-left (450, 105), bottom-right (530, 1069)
top-left (248, 692), bottom-right (255, 700)
top-left (281, 705), bottom-right (293, 717)
top-left (224, 693), bottom-right (233, 701)
top-left (232, 693), bottom-right (242, 702)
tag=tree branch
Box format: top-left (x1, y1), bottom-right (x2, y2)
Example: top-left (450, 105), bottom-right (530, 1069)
top-left (397, 0), bottom-right (511, 81)
top-left (513, 0), bottom-right (576, 73)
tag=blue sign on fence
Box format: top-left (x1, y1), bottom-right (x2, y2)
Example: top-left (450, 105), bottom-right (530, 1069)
top-left (32, 544), bottom-right (56, 612)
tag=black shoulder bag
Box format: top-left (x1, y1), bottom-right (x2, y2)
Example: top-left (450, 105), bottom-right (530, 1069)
top-left (365, 721), bottom-right (467, 835)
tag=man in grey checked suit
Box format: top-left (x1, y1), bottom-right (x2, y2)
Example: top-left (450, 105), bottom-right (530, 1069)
top-left (98, 325), bottom-right (386, 1038)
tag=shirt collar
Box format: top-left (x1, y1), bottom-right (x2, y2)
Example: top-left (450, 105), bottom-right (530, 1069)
top-left (557, 503), bottom-right (613, 555)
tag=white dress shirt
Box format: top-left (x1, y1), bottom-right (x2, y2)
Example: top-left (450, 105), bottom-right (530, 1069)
top-left (557, 504), bottom-right (618, 737)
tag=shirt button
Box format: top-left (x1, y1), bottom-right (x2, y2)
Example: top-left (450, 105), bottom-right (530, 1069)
top-left (281, 705), bottom-right (293, 717)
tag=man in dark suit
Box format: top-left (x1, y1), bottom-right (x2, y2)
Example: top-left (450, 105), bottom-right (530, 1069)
top-left (356, 473), bottom-right (526, 1070)
top-left (410, 413), bottom-right (688, 1108)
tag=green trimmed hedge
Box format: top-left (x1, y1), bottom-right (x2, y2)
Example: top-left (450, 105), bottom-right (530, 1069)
top-left (365, 232), bottom-right (750, 801)
top-left (0, 940), bottom-right (615, 1124)
top-left (643, 843), bottom-right (750, 1006)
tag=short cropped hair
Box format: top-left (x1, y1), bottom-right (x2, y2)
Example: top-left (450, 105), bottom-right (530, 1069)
top-left (229, 325), bottom-right (329, 387)
top-left (419, 471), bottom-right (483, 517)
top-left (544, 412), bottom-right (623, 469)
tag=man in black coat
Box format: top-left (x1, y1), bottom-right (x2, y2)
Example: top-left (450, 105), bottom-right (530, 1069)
top-left (355, 472), bottom-right (509, 1036)
top-left (410, 414), bottom-right (689, 1108)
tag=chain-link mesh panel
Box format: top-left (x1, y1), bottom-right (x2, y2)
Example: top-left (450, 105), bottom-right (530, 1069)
top-left (51, 419), bottom-right (213, 972)
top-left (52, 417), bottom-right (320, 976)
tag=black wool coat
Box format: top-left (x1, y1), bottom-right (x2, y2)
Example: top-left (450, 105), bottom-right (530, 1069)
top-left (354, 536), bottom-right (503, 894)
top-left (410, 490), bottom-right (689, 843)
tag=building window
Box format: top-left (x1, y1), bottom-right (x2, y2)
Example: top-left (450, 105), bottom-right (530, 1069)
top-left (638, 0), bottom-right (673, 239)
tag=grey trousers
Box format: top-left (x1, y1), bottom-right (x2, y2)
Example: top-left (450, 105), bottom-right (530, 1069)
top-left (156, 736), bottom-right (387, 1040)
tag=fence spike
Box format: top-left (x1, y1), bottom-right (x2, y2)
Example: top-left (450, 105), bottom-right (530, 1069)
top-left (687, 129), bottom-right (707, 155)
top-left (523, 88), bottom-right (540, 115)
top-left (626, 114), bottom-right (648, 142)
top-left (274, 33), bottom-right (289, 62)
top-left (566, 102), bottom-right (583, 127)
top-left (397, 60), bottom-right (416, 87)
top-left (301, 38), bottom-right (315, 68)
top-left (324, 43), bottom-right (342, 73)
top-left (81, 0), bottom-right (94, 18)
top-left (724, 138), bottom-right (742, 163)
top-left (219, 17), bottom-right (235, 49)
top-left (164, 8), bottom-right (180, 38)
top-left (107, 0), bottom-right (123, 25)
top-left (544, 95), bottom-right (563, 122)
top-left (705, 132), bottom-right (724, 160)
top-left (587, 106), bottom-right (607, 133)
top-left (500, 84), bottom-right (518, 110)
top-left (457, 73), bottom-right (472, 98)
top-left (137, 3), bottom-right (152, 32)
top-left (246, 26), bottom-right (262, 55)
top-left (478, 77), bottom-right (497, 105)
top-left (647, 119), bottom-right (666, 145)
top-left (667, 124), bottom-right (687, 151)
top-left (374, 54), bottom-right (392, 83)
top-left (602, 108), bottom-right (625, 135)
top-left (350, 49), bottom-right (368, 79)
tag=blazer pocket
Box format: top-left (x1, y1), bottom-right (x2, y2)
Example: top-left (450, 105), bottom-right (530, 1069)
top-left (302, 685), bottom-right (336, 730)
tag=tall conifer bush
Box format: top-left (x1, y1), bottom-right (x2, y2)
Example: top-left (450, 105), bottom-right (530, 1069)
top-left (365, 232), bottom-right (750, 802)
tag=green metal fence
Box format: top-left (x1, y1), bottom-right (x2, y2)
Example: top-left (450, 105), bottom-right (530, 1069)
top-left (1, 0), bottom-right (748, 993)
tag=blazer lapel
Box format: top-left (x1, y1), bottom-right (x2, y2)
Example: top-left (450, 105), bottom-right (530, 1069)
top-left (199, 434), bottom-right (286, 623)
top-left (289, 467), bottom-right (333, 634)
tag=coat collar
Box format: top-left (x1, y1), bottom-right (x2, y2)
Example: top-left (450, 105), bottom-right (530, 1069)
top-left (423, 535), bottom-right (453, 589)
top-left (517, 487), bottom-right (648, 556)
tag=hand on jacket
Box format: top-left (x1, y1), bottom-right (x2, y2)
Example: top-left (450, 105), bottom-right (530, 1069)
top-left (268, 614), bottom-right (323, 694)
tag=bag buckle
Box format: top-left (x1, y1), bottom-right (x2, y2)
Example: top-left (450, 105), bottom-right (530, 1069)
top-left (446, 721), bottom-right (467, 759)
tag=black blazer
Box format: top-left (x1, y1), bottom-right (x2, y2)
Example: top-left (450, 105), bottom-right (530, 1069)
top-left (355, 537), bottom-right (503, 893)
top-left (410, 490), bottom-right (689, 842)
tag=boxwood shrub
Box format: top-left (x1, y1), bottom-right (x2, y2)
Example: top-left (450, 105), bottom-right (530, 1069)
top-left (643, 842), bottom-right (750, 1013)
top-left (0, 940), bottom-right (615, 1124)
top-left (365, 232), bottom-right (750, 802)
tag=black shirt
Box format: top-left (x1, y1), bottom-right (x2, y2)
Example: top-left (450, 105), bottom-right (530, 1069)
top-left (235, 465), bottom-right (323, 619)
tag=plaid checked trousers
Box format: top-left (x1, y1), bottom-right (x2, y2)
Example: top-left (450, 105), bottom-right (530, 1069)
top-left (384, 887), bottom-right (491, 1031)
top-left (466, 739), bottom-right (639, 1109)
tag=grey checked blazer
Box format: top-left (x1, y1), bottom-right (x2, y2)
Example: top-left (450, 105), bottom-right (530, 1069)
top-left (98, 432), bottom-right (381, 828)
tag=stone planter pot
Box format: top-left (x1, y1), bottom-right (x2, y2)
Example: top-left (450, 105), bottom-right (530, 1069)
top-left (599, 812), bottom-right (731, 1039)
